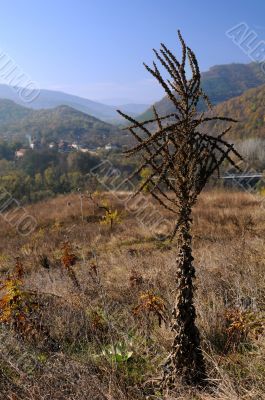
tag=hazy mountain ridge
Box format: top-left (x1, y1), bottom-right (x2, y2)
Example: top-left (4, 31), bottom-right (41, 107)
top-left (1, 62), bottom-right (265, 148)
top-left (116, 103), bottom-right (149, 115)
top-left (0, 84), bottom-right (149, 123)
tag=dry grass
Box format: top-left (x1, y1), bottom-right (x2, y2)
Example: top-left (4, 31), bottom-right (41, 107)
top-left (0, 189), bottom-right (264, 399)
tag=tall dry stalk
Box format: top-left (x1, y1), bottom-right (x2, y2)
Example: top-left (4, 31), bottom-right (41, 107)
top-left (118, 31), bottom-right (242, 388)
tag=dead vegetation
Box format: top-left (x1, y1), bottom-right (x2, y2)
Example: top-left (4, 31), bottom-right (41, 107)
top-left (118, 30), bottom-right (243, 389)
top-left (0, 189), bottom-right (264, 399)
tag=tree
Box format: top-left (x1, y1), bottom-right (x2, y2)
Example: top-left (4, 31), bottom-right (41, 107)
top-left (34, 172), bottom-right (43, 189)
top-left (44, 166), bottom-right (58, 191)
top-left (67, 151), bottom-right (98, 174)
top-left (118, 31), bottom-right (242, 388)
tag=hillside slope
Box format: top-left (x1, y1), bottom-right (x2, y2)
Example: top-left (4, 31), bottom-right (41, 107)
top-left (0, 100), bottom-right (120, 146)
top-left (0, 99), bottom-right (32, 124)
top-left (139, 62), bottom-right (265, 120)
top-left (209, 84), bottom-right (265, 140)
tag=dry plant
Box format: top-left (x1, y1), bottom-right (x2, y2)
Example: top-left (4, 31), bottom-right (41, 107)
top-left (118, 31), bottom-right (242, 388)
top-left (0, 190), bottom-right (264, 399)
top-left (0, 258), bottom-right (27, 327)
top-left (224, 308), bottom-right (265, 352)
top-left (61, 242), bottom-right (80, 289)
top-left (0, 258), bottom-right (55, 347)
top-left (133, 291), bottom-right (167, 327)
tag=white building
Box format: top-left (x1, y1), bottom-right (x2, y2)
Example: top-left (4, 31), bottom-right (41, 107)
top-left (15, 149), bottom-right (27, 158)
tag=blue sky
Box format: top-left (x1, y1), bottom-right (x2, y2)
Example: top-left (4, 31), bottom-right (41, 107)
top-left (0, 0), bottom-right (264, 104)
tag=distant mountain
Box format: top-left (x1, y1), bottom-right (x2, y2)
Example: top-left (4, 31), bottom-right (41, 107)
top-left (208, 84), bottom-right (265, 140)
top-left (116, 103), bottom-right (149, 115)
top-left (0, 85), bottom-right (119, 122)
top-left (138, 62), bottom-right (265, 120)
top-left (0, 100), bottom-right (120, 146)
top-left (0, 85), bottom-right (149, 123)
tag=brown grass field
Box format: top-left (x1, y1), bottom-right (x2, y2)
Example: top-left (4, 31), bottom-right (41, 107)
top-left (0, 189), bottom-right (264, 399)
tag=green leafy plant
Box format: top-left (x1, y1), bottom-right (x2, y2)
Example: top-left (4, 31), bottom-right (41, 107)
top-left (102, 341), bottom-right (133, 363)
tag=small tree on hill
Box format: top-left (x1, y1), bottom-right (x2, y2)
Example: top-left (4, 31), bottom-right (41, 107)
top-left (118, 31), bottom-right (242, 388)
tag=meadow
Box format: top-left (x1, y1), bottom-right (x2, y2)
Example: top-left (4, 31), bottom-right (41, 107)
top-left (0, 189), bottom-right (264, 400)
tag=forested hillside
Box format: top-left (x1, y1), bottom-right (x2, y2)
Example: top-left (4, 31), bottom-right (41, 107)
top-left (139, 62), bottom-right (265, 120)
top-left (210, 84), bottom-right (265, 140)
top-left (0, 99), bottom-right (32, 125)
top-left (0, 101), bottom-right (120, 146)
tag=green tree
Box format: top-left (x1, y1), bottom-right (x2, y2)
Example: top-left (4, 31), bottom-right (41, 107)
top-left (44, 167), bottom-right (58, 191)
top-left (34, 173), bottom-right (43, 189)
top-left (67, 151), bottom-right (98, 174)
